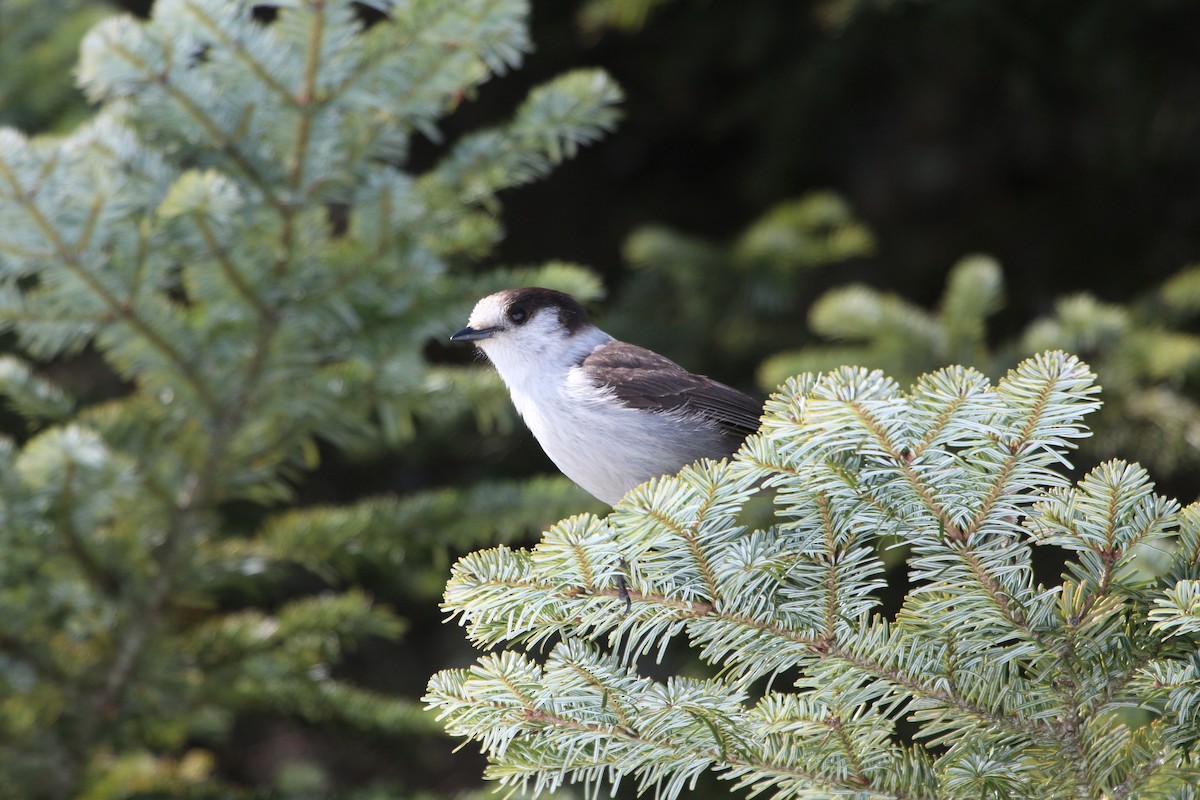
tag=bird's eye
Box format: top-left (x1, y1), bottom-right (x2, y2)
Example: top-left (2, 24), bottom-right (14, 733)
top-left (507, 307), bottom-right (529, 325)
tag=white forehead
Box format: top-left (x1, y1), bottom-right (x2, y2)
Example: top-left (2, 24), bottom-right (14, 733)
top-left (466, 292), bottom-right (509, 328)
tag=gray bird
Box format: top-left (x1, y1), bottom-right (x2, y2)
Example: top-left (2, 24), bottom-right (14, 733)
top-left (450, 288), bottom-right (763, 505)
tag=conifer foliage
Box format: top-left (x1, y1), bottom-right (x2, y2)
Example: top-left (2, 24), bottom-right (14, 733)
top-left (761, 255), bottom-right (1200, 482)
top-left (0, 0), bottom-right (619, 795)
top-left (609, 193), bottom-right (1200, 485)
top-left (0, 0), bottom-right (113, 133)
top-left (428, 352), bottom-right (1200, 799)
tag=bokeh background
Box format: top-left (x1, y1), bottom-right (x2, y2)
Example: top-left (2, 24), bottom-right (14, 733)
top-left (4, 0), bottom-right (1200, 796)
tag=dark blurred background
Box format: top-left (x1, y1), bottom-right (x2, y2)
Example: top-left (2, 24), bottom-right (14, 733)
top-left (489, 0), bottom-right (1200, 321)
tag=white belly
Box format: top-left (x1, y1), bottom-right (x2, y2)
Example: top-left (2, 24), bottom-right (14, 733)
top-left (509, 369), bottom-right (729, 505)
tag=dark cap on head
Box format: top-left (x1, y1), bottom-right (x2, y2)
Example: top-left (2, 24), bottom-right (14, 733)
top-left (500, 287), bottom-right (590, 335)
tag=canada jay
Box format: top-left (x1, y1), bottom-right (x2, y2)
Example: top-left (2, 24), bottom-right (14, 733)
top-left (450, 288), bottom-right (763, 505)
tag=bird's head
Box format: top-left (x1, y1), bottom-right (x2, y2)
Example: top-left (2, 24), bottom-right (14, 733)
top-left (450, 288), bottom-right (600, 380)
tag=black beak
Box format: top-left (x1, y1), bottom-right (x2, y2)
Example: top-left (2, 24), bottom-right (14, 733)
top-left (450, 326), bottom-right (499, 343)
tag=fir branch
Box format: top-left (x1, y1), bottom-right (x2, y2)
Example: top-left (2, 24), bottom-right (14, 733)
top-left (2, 0), bottom-right (623, 795)
top-left (179, 0), bottom-right (295, 102)
top-left (0, 147), bottom-right (220, 412)
top-left (826, 638), bottom-right (1058, 744)
top-left (191, 212), bottom-right (272, 318)
top-left (80, 18), bottom-right (290, 212)
top-left (432, 352), bottom-right (1198, 799)
top-left (290, 0), bottom-right (328, 190)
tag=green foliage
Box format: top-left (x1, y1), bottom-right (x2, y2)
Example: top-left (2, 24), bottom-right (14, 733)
top-left (761, 255), bottom-right (1200, 481)
top-left (605, 191), bottom-right (874, 377)
top-left (428, 352), bottom-right (1200, 799)
top-left (577, 0), bottom-right (678, 32)
top-left (0, 0), bottom-right (113, 133)
top-left (760, 254), bottom-right (1006, 387)
top-left (576, 0), bottom-right (888, 32)
top-left (610, 193), bottom-right (1200, 483)
top-left (0, 0), bottom-right (619, 796)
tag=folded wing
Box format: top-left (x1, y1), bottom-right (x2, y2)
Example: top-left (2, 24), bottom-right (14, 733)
top-left (579, 341), bottom-right (763, 440)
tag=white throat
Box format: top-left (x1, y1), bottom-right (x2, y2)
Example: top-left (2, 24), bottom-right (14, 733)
top-left (479, 323), bottom-right (612, 396)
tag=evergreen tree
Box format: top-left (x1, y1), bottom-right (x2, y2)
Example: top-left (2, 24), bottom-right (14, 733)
top-left (429, 352), bottom-right (1200, 799)
top-left (762, 255), bottom-right (1200, 485)
top-left (0, 0), bottom-right (618, 796)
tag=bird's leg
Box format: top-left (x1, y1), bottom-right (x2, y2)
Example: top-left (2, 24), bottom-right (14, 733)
top-left (615, 556), bottom-right (632, 614)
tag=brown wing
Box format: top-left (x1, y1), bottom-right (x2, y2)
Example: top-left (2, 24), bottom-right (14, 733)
top-left (580, 341), bottom-right (763, 439)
